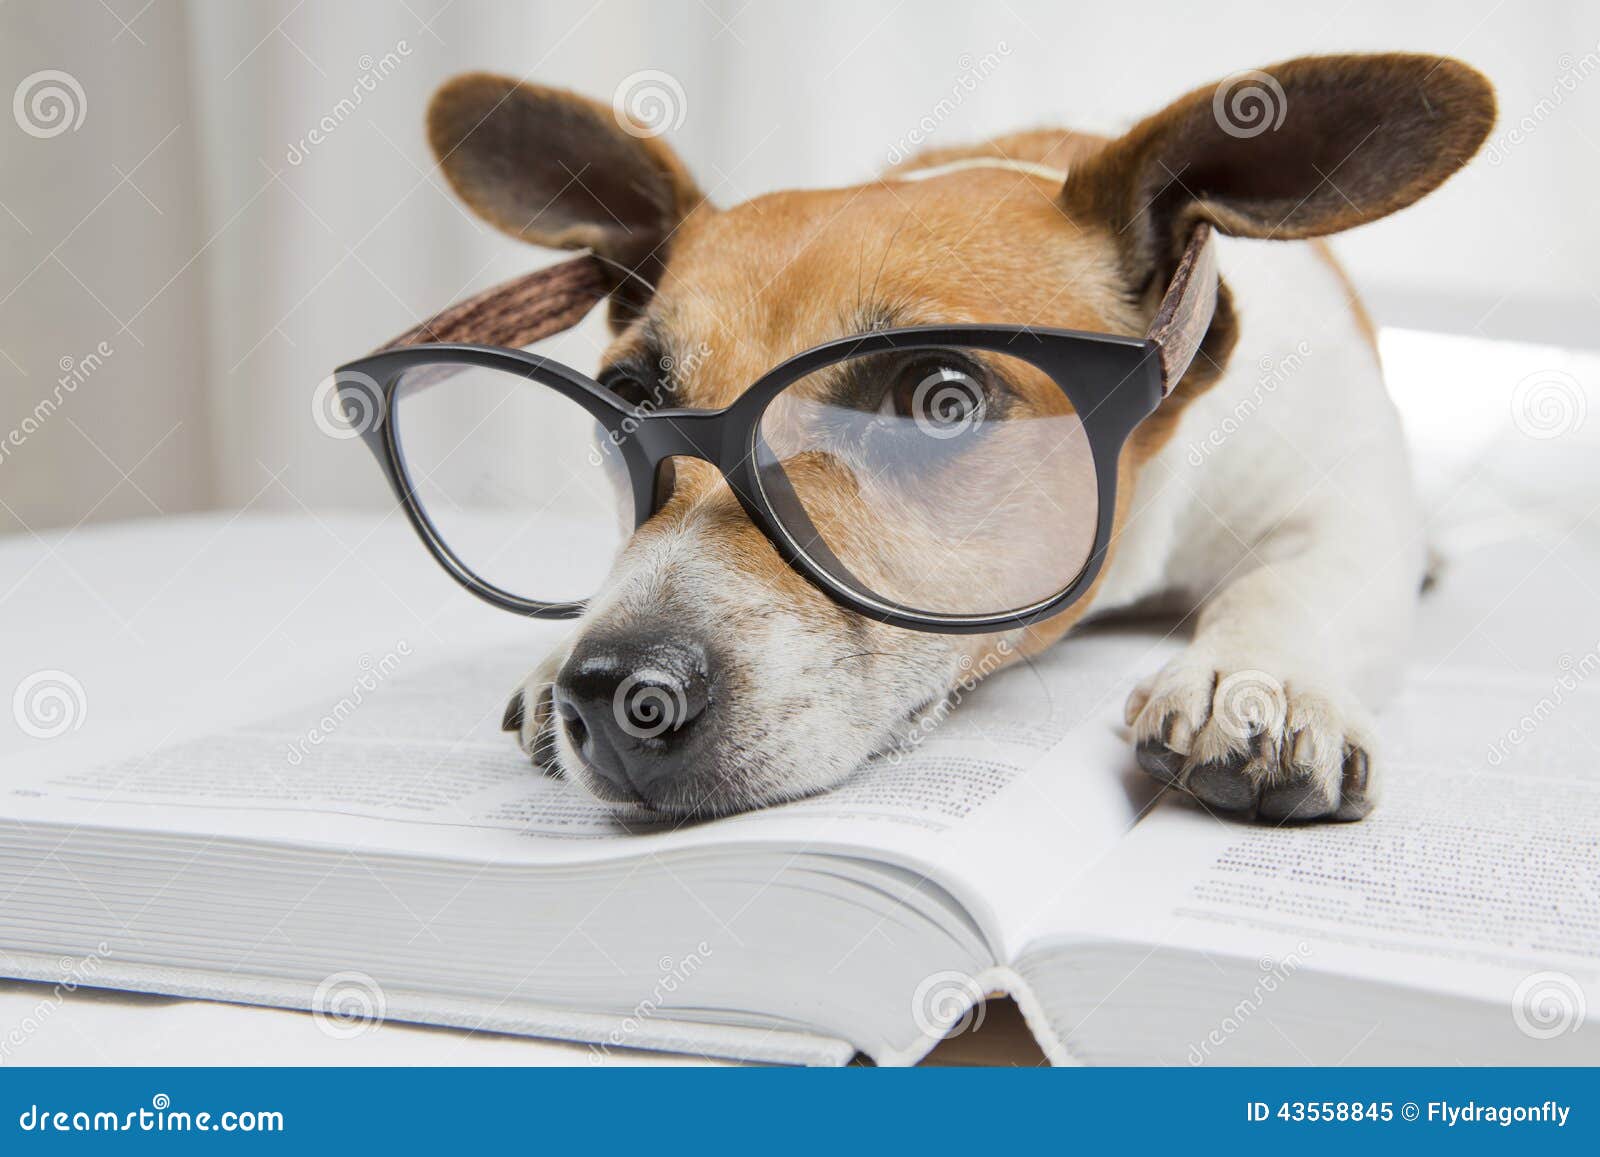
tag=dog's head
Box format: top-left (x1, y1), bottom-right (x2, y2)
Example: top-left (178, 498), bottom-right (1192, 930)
top-left (430, 54), bottom-right (1492, 816)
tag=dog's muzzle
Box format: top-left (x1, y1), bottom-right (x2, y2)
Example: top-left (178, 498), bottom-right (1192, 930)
top-left (552, 634), bottom-right (714, 805)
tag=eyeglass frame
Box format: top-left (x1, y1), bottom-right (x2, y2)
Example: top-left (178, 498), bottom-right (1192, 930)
top-left (334, 223), bottom-right (1219, 635)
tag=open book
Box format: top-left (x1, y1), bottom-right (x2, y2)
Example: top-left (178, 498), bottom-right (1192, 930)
top-left (3, 600), bottom-right (1595, 1066)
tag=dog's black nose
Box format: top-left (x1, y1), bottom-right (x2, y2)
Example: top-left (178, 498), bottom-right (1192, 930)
top-left (552, 637), bottom-right (712, 801)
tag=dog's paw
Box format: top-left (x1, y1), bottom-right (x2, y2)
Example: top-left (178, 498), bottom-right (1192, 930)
top-left (502, 652), bottom-right (566, 777)
top-left (1124, 660), bottom-right (1376, 822)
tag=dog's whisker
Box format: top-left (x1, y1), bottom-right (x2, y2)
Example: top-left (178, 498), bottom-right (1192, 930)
top-left (866, 212), bottom-right (914, 316)
top-left (825, 650), bottom-right (897, 667)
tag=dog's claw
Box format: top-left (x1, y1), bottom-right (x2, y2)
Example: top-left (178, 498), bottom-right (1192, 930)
top-left (529, 695), bottom-right (563, 777)
top-left (504, 675), bottom-right (564, 777)
top-left (525, 684), bottom-right (563, 776)
top-left (1127, 661), bottom-right (1378, 824)
top-left (502, 689), bottom-right (526, 732)
top-left (1330, 746), bottom-right (1374, 820)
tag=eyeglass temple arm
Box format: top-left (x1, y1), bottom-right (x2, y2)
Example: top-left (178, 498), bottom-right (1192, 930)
top-left (1143, 223), bottom-right (1219, 398)
top-left (375, 254), bottom-right (612, 353)
top-left (371, 229), bottom-right (1216, 391)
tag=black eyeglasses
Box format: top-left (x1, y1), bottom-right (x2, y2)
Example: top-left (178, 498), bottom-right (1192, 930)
top-left (333, 225), bottom-right (1218, 635)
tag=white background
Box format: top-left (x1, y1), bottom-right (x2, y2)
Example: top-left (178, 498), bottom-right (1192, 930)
top-left (2, 0), bottom-right (1598, 534)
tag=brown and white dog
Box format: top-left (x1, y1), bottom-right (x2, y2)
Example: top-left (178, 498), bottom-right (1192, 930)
top-left (429, 54), bottom-right (1495, 822)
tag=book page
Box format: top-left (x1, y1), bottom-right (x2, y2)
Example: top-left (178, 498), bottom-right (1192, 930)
top-left (1027, 668), bottom-right (1600, 1005)
top-left (1, 629), bottom-right (1166, 910)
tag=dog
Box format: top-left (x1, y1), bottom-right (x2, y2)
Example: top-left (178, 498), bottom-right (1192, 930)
top-left (427, 53), bottom-right (1495, 821)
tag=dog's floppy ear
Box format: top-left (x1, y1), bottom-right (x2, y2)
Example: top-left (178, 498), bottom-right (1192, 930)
top-left (1064, 54), bottom-right (1495, 275)
top-left (428, 73), bottom-right (702, 302)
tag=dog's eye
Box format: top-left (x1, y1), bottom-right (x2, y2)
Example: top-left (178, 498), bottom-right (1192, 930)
top-left (878, 358), bottom-right (989, 435)
top-left (599, 367), bottom-right (657, 408)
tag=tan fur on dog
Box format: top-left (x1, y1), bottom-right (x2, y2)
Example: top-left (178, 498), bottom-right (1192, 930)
top-left (430, 53), bottom-right (1494, 818)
